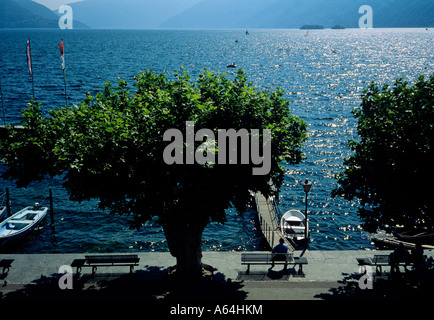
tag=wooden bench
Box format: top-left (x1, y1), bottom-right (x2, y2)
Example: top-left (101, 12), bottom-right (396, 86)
top-left (0, 259), bottom-right (14, 275)
top-left (241, 252), bottom-right (308, 275)
top-left (71, 254), bottom-right (140, 275)
top-left (356, 254), bottom-right (427, 275)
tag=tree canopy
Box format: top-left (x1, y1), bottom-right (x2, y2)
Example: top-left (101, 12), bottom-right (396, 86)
top-left (332, 75), bottom-right (434, 233)
top-left (0, 68), bottom-right (308, 276)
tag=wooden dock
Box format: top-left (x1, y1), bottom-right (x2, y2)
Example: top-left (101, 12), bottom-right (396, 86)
top-left (254, 192), bottom-right (295, 251)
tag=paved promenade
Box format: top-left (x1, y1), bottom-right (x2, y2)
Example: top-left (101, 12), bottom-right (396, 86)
top-left (0, 250), bottom-right (433, 301)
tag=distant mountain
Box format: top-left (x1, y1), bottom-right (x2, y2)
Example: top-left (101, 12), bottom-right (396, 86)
top-left (0, 0), bottom-right (88, 28)
top-left (161, 0), bottom-right (434, 29)
top-left (0, 0), bottom-right (59, 28)
top-left (70, 0), bottom-right (203, 29)
top-left (162, 0), bottom-right (278, 29)
top-left (3, 0), bottom-right (431, 29)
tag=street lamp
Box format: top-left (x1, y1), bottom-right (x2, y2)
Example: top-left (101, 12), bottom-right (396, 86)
top-left (302, 179), bottom-right (312, 244)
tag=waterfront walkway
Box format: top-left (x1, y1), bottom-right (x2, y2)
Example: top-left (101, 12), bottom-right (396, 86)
top-left (1, 250), bottom-right (433, 301)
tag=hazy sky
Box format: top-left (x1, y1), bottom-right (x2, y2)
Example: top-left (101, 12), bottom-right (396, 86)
top-left (32, 0), bottom-right (84, 11)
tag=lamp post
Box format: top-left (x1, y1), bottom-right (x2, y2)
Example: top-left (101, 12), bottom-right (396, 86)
top-left (302, 179), bottom-right (312, 244)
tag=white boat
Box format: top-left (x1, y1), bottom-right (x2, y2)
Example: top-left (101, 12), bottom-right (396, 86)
top-left (0, 204), bottom-right (48, 243)
top-left (280, 209), bottom-right (308, 244)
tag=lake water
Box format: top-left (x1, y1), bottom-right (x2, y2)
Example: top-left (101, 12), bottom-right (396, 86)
top-left (0, 28), bottom-right (432, 253)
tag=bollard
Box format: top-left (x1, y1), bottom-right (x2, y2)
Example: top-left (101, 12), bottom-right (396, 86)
top-left (5, 188), bottom-right (11, 217)
top-left (49, 189), bottom-right (54, 228)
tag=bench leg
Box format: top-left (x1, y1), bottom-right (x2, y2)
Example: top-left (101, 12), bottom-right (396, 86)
top-left (92, 266), bottom-right (97, 275)
top-left (75, 266), bottom-right (82, 274)
top-left (130, 265), bottom-right (134, 273)
top-left (376, 266), bottom-right (382, 275)
top-left (246, 264), bottom-right (250, 275)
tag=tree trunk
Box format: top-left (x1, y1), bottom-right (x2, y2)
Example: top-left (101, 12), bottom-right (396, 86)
top-left (163, 218), bottom-right (208, 278)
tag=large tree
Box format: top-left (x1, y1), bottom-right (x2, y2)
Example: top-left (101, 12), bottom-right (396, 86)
top-left (0, 68), bottom-right (308, 277)
top-left (333, 75), bottom-right (434, 233)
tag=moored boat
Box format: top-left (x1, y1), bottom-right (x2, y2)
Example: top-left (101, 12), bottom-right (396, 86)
top-left (280, 209), bottom-right (308, 245)
top-left (393, 229), bottom-right (434, 245)
top-left (0, 203), bottom-right (48, 244)
top-left (372, 235), bottom-right (434, 250)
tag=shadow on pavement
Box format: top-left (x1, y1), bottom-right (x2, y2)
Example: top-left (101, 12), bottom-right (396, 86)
top-left (314, 268), bottom-right (434, 300)
top-left (236, 265), bottom-right (305, 281)
top-left (1, 265), bottom-right (248, 301)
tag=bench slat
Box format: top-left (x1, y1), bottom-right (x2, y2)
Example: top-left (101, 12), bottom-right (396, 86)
top-left (357, 255), bottom-right (428, 266)
top-left (85, 255), bottom-right (139, 265)
top-left (71, 255), bottom-right (140, 274)
top-left (241, 253), bottom-right (294, 263)
top-left (240, 252), bottom-right (307, 275)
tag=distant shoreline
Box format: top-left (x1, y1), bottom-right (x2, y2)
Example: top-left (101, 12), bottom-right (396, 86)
top-left (0, 27), bottom-right (431, 31)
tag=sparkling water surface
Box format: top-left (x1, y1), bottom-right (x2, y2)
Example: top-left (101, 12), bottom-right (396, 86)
top-left (0, 28), bottom-right (432, 253)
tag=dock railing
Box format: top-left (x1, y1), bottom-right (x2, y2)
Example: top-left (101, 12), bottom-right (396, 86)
top-left (254, 192), bottom-right (294, 251)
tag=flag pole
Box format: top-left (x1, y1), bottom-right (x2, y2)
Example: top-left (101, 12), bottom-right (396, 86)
top-left (27, 37), bottom-right (35, 99)
top-left (59, 38), bottom-right (67, 107)
top-left (32, 72), bottom-right (35, 100)
top-left (30, 39), bottom-right (35, 99)
top-left (63, 65), bottom-right (67, 107)
top-left (32, 78), bottom-right (35, 100)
